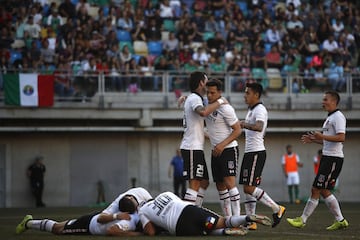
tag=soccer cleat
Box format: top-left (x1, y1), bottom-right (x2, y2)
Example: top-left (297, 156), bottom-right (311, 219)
top-left (326, 219), bottom-right (349, 230)
top-left (224, 227), bottom-right (248, 236)
top-left (286, 217), bottom-right (305, 228)
top-left (247, 222), bottom-right (257, 230)
top-left (249, 214), bottom-right (272, 226)
top-left (272, 205), bottom-right (286, 227)
top-left (15, 215), bottom-right (33, 234)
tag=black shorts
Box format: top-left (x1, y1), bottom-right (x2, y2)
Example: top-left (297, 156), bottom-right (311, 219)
top-left (239, 150), bottom-right (266, 186)
top-left (62, 212), bottom-right (98, 235)
top-left (181, 149), bottom-right (209, 180)
top-left (312, 155), bottom-right (343, 190)
top-left (211, 146), bottom-right (239, 182)
top-left (175, 205), bottom-right (220, 236)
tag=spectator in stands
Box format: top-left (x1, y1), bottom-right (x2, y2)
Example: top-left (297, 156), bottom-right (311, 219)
top-left (117, 10), bottom-right (134, 32)
top-left (24, 16), bottom-right (41, 39)
top-left (251, 44), bottom-right (267, 69)
top-left (192, 46), bottom-right (209, 66)
top-left (76, 0), bottom-right (90, 14)
top-left (204, 15), bottom-right (221, 33)
top-left (119, 44), bottom-right (132, 64)
top-left (160, 0), bottom-right (174, 19)
top-left (328, 59), bottom-right (345, 92)
top-left (178, 45), bottom-right (192, 66)
top-left (266, 44), bottom-right (282, 69)
top-left (145, 17), bottom-right (162, 41)
top-left (265, 24), bottom-right (281, 47)
top-left (58, 0), bottom-right (76, 20)
top-left (163, 32), bottom-right (179, 54)
top-left (322, 34), bottom-right (339, 57)
top-left (40, 39), bottom-right (56, 65)
top-left (54, 62), bottom-right (75, 97)
top-left (131, 20), bottom-right (147, 41)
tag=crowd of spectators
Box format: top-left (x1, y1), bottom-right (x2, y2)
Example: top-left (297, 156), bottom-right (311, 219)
top-left (0, 0), bottom-right (359, 97)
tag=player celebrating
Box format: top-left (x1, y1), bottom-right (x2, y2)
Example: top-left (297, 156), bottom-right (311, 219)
top-left (239, 82), bottom-right (286, 229)
top-left (180, 71), bottom-right (227, 206)
top-left (138, 191), bottom-right (272, 236)
top-left (204, 79), bottom-right (242, 216)
top-left (287, 91), bottom-right (349, 230)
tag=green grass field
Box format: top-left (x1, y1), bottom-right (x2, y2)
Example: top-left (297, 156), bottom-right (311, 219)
top-left (1, 202), bottom-right (359, 240)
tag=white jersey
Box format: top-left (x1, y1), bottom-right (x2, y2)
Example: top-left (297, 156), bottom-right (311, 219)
top-left (180, 93), bottom-right (205, 150)
top-left (205, 103), bottom-right (238, 148)
top-left (139, 191), bottom-right (191, 235)
top-left (89, 213), bottom-right (139, 235)
top-left (244, 103), bottom-right (267, 152)
top-left (103, 187), bottom-right (152, 214)
top-left (322, 110), bottom-right (346, 158)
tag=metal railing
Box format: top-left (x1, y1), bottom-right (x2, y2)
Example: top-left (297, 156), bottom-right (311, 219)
top-left (0, 69), bottom-right (359, 110)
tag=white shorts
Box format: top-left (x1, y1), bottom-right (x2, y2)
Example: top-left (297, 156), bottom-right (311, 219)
top-left (286, 172), bottom-right (300, 185)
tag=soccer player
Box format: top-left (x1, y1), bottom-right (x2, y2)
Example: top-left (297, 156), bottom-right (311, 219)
top-left (15, 211), bottom-right (141, 236)
top-left (287, 91), bottom-right (349, 230)
top-left (239, 82), bottom-right (286, 229)
top-left (204, 79), bottom-right (242, 216)
top-left (98, 187), bottom-right (152, 219)
top-left (180, 71), bottom-right (227, 206)
top-left (138, 191), bottom-right (272, 236)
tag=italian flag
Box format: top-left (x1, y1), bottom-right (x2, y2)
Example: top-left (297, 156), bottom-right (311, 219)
top-left (4, 73), bottom-right (54, 107)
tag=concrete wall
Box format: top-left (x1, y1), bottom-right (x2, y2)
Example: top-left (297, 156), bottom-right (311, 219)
top-left (1, 131), bottom-right (359, 207)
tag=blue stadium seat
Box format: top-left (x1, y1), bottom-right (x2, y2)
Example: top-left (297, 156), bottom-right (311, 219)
top-left (237, 1), bottom-right (248, 17)
top-left (147, 41), bottom-right (163, 56)
top-left (116, 30), bottom-right (132, 42)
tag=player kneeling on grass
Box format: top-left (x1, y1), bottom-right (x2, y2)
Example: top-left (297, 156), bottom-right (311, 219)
top-left (15, 197), bottom-right (143, 236)
top-left (137, 191), bottom-right (272, 236)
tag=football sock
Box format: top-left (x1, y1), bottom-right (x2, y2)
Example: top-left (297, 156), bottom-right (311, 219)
top-left (324, 194), bottom-right (344, 221)
top-left (288, 185), bottom-right (294, 203)
top-left (195, 187), bottom-right (206, 207)
top-left (252, 187), bottom-right (279, 213)
top-left (219, 189), bottom-right (231, 216)
top-left (229, 187), bottom-right (241, 216)
top-left (225, 216), bottom-right (247, 228)
top-left (244, 194), bottom-right (257, 215)
top-left (27, 219), bottom-right (56, 233)
top-left (301, 198), bottom-right (319, 223)
top-left (294, 185), bottom-right (299, 200)
top-left (183, 188), bottom-right (197, 204)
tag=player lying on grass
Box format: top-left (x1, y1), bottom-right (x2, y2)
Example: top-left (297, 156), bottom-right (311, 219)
top-left (15, 199), bottom-right (141, 236)
top-left (16, 187), bottom-right (153, 236)
top-left (137, 191), bottom-right (272, 236)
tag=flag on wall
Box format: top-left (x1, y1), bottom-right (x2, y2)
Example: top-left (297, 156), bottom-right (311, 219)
top-left (4, 73), bottom-right (54, 107)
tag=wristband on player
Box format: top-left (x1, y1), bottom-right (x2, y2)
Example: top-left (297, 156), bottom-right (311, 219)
top-left (113, 213), bottom-right (117, 220)
top-left (217, 98), bottom-right (224, 105)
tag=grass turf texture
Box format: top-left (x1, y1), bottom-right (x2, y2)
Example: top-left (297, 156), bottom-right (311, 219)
top-left (1, 202), bottom-right (359, 240)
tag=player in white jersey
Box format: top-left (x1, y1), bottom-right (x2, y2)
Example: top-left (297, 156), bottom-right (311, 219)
top-left (100, 187), bottom-right (152, 216)
top-left (15, 212), bottom-right (142, 236)
top-left (204, 79), bottom-right (242, 217)
top-left (16, 187), bottom-right (152, 236)
top-left (238, 82), bottom-right (286, 229)
top-left (180, 71), bottom-right (227, 206)
top-left (138, 191), bottom-right (272, 236)
top-left (287, 91), bottom-right (349, 230)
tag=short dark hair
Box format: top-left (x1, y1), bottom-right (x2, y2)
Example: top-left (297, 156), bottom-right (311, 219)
top-left (246, 82), bottom-right (263, 98)
top-left (189, 71), bottom-right (207, 92)
top-left (206, 79), bottom-right (223, 91)
top-left (325, 90), bottom-right (340, 105)
top-left (119, 195), bottom-right (136, 213)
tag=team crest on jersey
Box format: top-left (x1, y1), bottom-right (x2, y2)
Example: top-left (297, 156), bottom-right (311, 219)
top-left (330, 179), bottom-right (336, 187)
top-left (212, 111), bottom-right (218, 117)
top-left (243, 169), bottom-right (248, 177)
top-left (318, 174), bottom-right (325, 183)
top-left (228, 161), bottom-right (234, 169)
